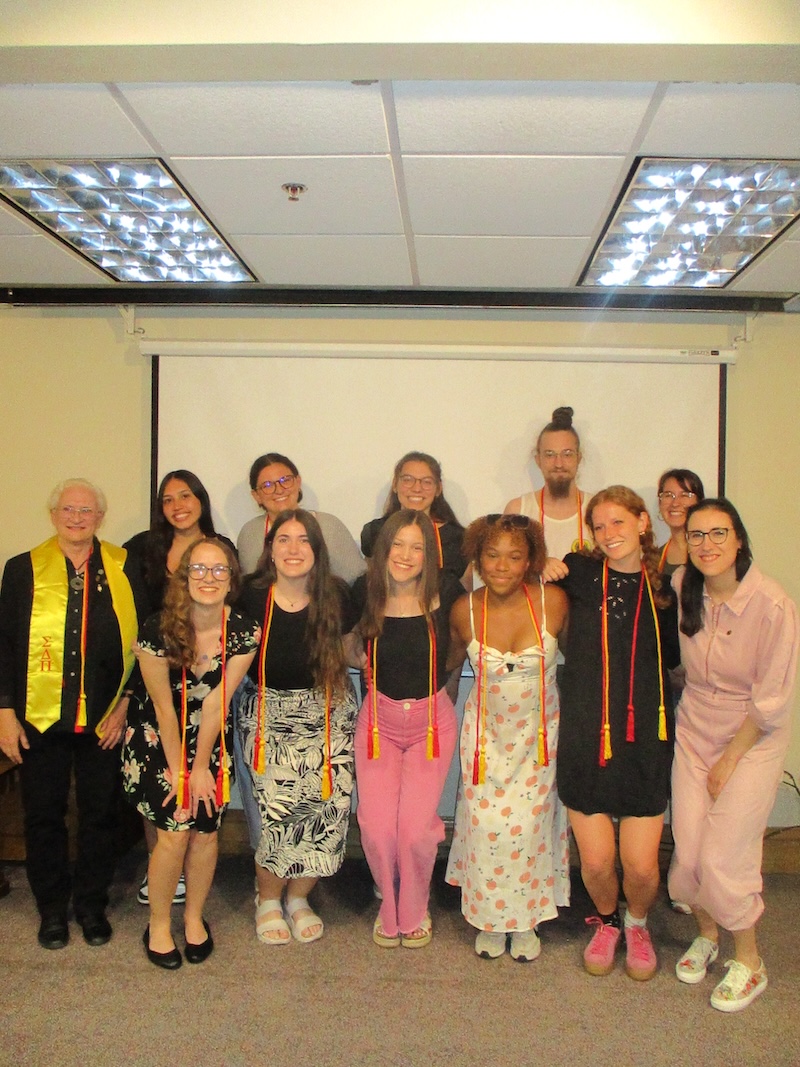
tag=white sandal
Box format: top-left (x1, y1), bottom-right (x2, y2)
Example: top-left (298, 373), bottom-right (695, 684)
top-left (255, 897), bottom-right (291, 945)
top-left (285, 896), bottom-right (324, 943)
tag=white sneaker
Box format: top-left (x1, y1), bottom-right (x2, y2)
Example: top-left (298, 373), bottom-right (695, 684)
top-left (676, 936), bottom-right (719, 985)
top-left (475, 931), bottom-right (507, 959)
top-left (710, 959), bottom-right (767, 1013)
top-left (137, 873), bottom-right (186, 906)
top-left (510, 928), bottom-right (541, 963)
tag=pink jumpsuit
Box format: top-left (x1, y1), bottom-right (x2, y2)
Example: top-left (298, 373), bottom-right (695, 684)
top-left (669, 565), bottom-right (798, 931)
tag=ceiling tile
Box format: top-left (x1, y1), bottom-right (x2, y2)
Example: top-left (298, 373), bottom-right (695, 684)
top-left (0, 202), bottom-right (35, 236)
top-left (394, 81), bottom-right (657, 155)
top-left (0, 84), bottom-right (154, 157)
top-left (415, 235), bottom-right (589, 287)
top-left (403, 155), bottom-right (625, 236)
top-left (728, 222), bottom-right (800, 293)
top-left (641, 83), bottom-right (800, 158)
top-left (234, 234), bottom-right (412, 286)
top-left (173, 156), bottom-right (404, 235)
top-left (118, 82), bottom-right (389, 156)
top-left (0, 235), bottom-right (109, 284)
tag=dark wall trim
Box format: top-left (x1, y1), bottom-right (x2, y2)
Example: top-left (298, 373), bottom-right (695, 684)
top-left (0, 285), bottom-right (789, 313)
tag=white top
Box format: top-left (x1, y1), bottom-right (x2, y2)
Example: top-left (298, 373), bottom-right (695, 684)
top-left (517, 489), bottom-right (593, 560)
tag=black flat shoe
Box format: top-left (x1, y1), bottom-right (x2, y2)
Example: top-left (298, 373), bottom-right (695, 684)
top-left (38, 914), bottom-right (69, 950)
top-left (184, 920), bottom-right (214, 964)
top-left (143, 925), bottom-right (182, 970)
top-left (78, 912), bottom-right (112, 946)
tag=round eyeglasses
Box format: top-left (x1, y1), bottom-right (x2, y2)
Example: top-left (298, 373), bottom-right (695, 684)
top-left (686, 527), bottom-right (732, 547)
top-left (257, 475), bottom-right (296, 494)
top-left (397, 474), bottom-right (437, 491)
top-left (188, 563), bottom-right (232, 581)
top-left (658, 491), bottom-right (696, 502)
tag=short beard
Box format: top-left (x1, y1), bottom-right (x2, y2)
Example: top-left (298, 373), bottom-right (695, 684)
top-left (546, 476), bottom-right (573, 500)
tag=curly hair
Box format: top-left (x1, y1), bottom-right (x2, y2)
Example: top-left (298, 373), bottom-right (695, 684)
top-left (360, 510), bottom-right (441, 641)
top-left (243, 509), bottom-right (349, 697)
top-left (381, 451), bottom-right (463, 528)
top-left (680, 498), bottom-right (752, 637)
top-left (144, 470), bottom-right (219, 609)
top-left (535, 405), bottom-right (581, 454)
top-left (463, 514), bottom-right (547, 583)
top-left (159, 537), bottom-right (242, 669)
top-left (584, 486), bottom-right (670, 607)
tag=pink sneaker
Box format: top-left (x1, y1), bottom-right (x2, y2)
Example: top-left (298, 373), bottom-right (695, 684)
top-left (583, 917), bottom-right (621, 976)
top-left (625, 924), bottom-right (657, 981)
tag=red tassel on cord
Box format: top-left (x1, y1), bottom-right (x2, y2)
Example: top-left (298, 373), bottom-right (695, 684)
top-left (472, 745), bottom-right (481, 785)
top-left (538, 726), bottom-right (549, 767)
top-left (215, 766), bottom-right (224, 806)
top-left (626, 704), bottom-right (635, 742)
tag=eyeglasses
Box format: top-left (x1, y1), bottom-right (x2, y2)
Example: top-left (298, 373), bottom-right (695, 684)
top-left (686, 527), bottom-right (732, 547)
top-left (257, 475), bottom-right (296, 494)
top-left (56, 506), bottom-right (97, 518)
top-left (658, 491), bottom-right (697, 502)
top-left (397, 474), bottom-right (437, 491)
top-left (539, 449), bottom-right (577, 461)
top-left (188, 563), bottom-right (232, 581)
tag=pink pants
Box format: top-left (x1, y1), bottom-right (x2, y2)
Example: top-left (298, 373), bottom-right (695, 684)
top-left (355, 689), bottom-right (457, 937)
top-left (669, 695), bottom-right (786, 931)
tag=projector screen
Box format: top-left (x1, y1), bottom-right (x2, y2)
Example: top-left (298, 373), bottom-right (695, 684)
top-left (155, 352), bottom-right (723, 550)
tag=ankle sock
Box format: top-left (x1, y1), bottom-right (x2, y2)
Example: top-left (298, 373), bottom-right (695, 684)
top-left (599, 909), bottom-right (621, 928)
top-left (624, 912), bottom-right (647, 930)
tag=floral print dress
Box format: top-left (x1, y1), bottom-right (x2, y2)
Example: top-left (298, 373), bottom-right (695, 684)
top-left (123, 608), bottom-right (259, 833)
top-left (445, 588), bottom-right (571, 932)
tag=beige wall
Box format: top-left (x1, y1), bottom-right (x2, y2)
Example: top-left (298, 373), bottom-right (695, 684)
top-left (1, 305), bottom-right (798, 817)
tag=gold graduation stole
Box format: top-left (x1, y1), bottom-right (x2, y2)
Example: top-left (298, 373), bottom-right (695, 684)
top-left (26, 537), bottom-right (138, 734)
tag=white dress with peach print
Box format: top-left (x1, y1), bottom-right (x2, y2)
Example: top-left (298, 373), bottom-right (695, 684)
top-left (445, 586), bottom-right (570, 932)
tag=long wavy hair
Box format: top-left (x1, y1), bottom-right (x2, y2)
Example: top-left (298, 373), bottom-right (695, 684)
top-left (160, 537), bottom-right (242, 669)
top-left (381, 451), bottom-right (463, 528)
top-left (243, 508), bottom-right (349, 697)
top-left (679, 498), bottom-right (752, 637)
top-left (585, 486), bottom-right (669, 607)
top-left (360, 510), bottom-right (441, 641)
top-left (463, 514), bottom-right (547, 584)
top-left (144, 470), bottom-right (218, 608)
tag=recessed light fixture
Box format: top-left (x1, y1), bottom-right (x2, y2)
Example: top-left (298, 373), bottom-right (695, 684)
top-left (0, 158), bottom-right (255, 283)
top-left (581, 157), bottom-right (800, 288)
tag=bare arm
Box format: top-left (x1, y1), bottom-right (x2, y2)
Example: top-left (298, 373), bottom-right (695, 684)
top-left (138, 651), bottom-right (183, 779)
top-left (0, 706), bottom-right (28, 764)
top-left (503, 496), bottom-right (523, 516)
top-left (446, 594), bottom-right (471, 674)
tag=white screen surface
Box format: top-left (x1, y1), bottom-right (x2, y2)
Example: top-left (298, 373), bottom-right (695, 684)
top-left (156, 355), bottom-right (721, 548)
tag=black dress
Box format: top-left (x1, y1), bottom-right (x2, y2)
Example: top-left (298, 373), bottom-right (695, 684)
top-left (123, 608), bottom-right (259, 833)
top-left (557, 553), bottom-right (679, 818)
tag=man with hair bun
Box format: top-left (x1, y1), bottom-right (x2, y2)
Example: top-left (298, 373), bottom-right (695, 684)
top-left (505, 406), bottom-right (592, 560)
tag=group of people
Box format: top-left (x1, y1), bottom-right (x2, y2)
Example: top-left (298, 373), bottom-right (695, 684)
top-left (0, 407), bottom-right (796, 1015)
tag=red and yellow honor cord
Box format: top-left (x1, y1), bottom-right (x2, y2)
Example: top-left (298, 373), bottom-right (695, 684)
top-left (432, 522), bottom-right (444, 568)
top-left (254, 587), bottom-right (333, 799)
top-left (522, 583), bottom-right (549, 767)
top-left (599, 560), bottom-right (667, 767)
top-left (177, 608), bottom-right (229, 809)
top-left (538, 488), bottom-right (585, 551)
top-left (657, 541), bottom-right (670, 573)
top-left (366, 622), bottom-right (440, 762)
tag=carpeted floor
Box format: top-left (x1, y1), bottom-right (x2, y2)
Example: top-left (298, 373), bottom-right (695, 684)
top-left (1, 849), bottom-right (798, 1067)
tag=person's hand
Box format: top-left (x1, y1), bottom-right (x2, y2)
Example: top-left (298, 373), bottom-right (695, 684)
top-left (541, 557), bottom-right (569, 583)
top-left (189, 764), bottom-right (218, 820)
top-left (0, 707), bottom-right (28, 764)
top-left (707, 753), bottom-right (737, 801)
top-left (96, 697), bottom-right (129, 750)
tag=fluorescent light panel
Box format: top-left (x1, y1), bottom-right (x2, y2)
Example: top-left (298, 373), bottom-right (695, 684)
top-left (582, 158), bottom-right (800, 288)
top-left (0, 158), bottom-right (255, 283)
